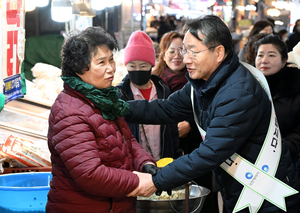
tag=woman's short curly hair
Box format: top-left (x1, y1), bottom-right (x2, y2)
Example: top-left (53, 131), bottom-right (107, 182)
top-left (61, 26), bottom-right (118, 77)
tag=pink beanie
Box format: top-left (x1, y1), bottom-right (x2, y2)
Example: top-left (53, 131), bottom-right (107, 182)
top-left (124, 31), bottom-right (156, 66)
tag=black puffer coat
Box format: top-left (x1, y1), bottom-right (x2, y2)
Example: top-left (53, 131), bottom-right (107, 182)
top-left (125, 53), bottom-right (300, 212)
top-left (266, 64), bottom-right (300, 165)
top-left (286, 31), bottom-right (300, 52)
top-left (117, 74), bottom-right (182, 159)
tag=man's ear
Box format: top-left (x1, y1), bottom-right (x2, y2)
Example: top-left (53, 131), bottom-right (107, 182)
top-left (215, 45), bottom-right (226, 63)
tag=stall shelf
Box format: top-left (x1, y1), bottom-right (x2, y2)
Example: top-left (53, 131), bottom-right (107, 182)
top-left (0, 96), bottom-right (52, 174)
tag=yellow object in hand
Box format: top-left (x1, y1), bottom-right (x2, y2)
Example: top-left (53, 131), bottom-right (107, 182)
top-left (157, 158), bottom-right (174, 168)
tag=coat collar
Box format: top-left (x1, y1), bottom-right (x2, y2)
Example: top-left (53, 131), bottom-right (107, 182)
top-left (63, 83), bottom-right (96, 108)
top-left (269, 64), bottom-right (300, 98)
top-left (187, 52), bottom-right (240, 97)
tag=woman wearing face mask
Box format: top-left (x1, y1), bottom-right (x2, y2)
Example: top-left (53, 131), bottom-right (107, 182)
top-left (286, 19), bottom-right (300, 52)
top-left (117, 31), bottom-right (182, 161)
top-left (254, 34), bottom-right (300, 178)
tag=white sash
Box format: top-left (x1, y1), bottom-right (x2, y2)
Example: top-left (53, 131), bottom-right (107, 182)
top-left (190, 62), bottom-right (298, 213)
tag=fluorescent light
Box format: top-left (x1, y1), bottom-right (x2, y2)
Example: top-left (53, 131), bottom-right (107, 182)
top-left (91, 0), bottom-right (106, 10)
top-left (267, 8), bottom-right (280, 17)
top-left (25, 0), bottom-right (36, 12)
top-left (51, 0), bottom-right (72, 22)
top-left (245, 5), bottom-right (256, 11)
top-left (36, 0), bottom-right (49, 7)
top-left (275, 20), bottom-right (283, 25)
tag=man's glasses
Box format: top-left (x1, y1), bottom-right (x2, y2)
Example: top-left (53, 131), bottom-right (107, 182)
top-left (178, 45), bottom-right (219, 58)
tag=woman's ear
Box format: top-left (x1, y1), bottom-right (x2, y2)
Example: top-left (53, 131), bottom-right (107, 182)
top-left (282, 59), bottom-right (287, 68)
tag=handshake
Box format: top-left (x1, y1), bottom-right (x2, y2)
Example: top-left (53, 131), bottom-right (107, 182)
top-left (142, 164), bottom-right (172, 196)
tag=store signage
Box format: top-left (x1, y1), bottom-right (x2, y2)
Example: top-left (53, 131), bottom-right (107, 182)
top-left (1, 0), bottom-right (25, 104)
top-left (3, 73), bottom-right (23, 103)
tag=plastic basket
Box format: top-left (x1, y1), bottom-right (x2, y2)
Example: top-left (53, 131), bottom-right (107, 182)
top-left (2, 167), bottom-right (51, 174)
top-left (0, 172), bottom-right (52, 212)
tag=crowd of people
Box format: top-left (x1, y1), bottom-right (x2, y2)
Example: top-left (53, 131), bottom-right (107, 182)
top-left (45, 15), bottom-right (300, 213)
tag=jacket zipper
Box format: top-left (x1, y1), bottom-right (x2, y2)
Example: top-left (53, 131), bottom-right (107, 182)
top-left (159, 80), bottom-right (166, 158)
top-left (109, 197), bottom-right (113, 212)
top-left (113, 121), bottom-right (128, 150)
top-left (199, 92), bottom-right (207, 127)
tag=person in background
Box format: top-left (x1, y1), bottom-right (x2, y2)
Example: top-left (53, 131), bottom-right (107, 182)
top-left (278, 29), bottom-right (288, 41)
top-left (286, 19), bottom-right (300, 52)
top-left (238, 20), bottom-right (274, 62)
top-left (46, 27), bottom-right (157, 213)
top-left (157, 16), bottom-right (172, 43)
top-left (254, 34), bottom-right (300, 173)
top-left (153, 31), bottom-right (187, 93)
top-left (152, 30), bottom-right (219, 213)
top-left (125, 15), bottom-right (300, 212)
top-left (145, 20), bottom-right (159, 42)
top-left (117, 30), bottom-right (182, 161)
top-left (287, 41), bottom-right (300, 67)
top-left (244, 33), bottom-right (268, 66)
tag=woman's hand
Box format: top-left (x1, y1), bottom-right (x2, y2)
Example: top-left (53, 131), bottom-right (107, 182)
top-left (178, 121), bottom-right (191, 138)
top-left (126, 171), bottom-right (157, 197)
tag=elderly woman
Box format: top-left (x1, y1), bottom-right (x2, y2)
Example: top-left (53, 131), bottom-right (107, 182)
top-left (255, 34), bottom-right (300, 170)
top-left (46, 27), bottom-right (157, 213)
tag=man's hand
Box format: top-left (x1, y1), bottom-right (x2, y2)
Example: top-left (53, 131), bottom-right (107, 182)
top-left (142, 163), bottom-right (160, 176)
top-left (178, 121), bottom-right (191, 138)
top-left (127, 171), bottom-right (157, 197)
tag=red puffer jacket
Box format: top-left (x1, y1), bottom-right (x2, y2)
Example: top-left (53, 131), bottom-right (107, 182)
top-left (46, 84), bottom-right (155, 213)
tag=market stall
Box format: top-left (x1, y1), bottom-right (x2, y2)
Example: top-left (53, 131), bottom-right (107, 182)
top-left (0, 0), bottom-right (52, 174)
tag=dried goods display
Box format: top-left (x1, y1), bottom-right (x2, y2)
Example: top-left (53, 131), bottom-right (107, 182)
top-left (0, 135), bottom-right (50, 168)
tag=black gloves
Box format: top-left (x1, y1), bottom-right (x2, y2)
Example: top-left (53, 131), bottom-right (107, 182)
top-left (142, 164), bottom-right (160, 176)
top-left (142, 164), bottom-right (172, 196)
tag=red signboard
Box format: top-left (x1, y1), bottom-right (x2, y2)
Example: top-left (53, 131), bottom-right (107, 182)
top-left (1, 0), bottom-right (25, 105)
top-left (5, 0), bottom-right (23, 77)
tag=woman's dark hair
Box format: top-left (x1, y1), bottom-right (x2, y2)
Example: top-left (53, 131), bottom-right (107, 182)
top-left (292, 19), bottom-right (300, 32)
top-left (61, 26), bottom-right (118, 77)
top-left (278, 29), bottom-right (288, 39)
top-left (152, 31), bottom-right (184, 77)
top-left (254, 34), bottom-right (288, 62)
top-left (247, 20), bottom-right (274, 40)
top-left (183, 15), bottom-right (233, 55)
top-left (245, 33), bottom-right (268, 66)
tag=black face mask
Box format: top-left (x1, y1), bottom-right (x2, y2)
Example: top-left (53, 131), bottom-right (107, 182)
top-left (127, 69), bottom-right (152, 86)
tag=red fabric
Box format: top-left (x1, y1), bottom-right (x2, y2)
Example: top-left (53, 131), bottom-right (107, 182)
top-left (161, 67), bottom-right (188, 92)
top-left (124, 31), bottom-right (156, 66)
top-left (46, 83), bottom-right (155, 213)
top-left (138, 86), bottom-right (152, 100)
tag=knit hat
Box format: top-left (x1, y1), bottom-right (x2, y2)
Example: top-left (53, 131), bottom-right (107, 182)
top-left (124, 31), bottom-right (156, 66)
top-left (288, 41), bottom-right (300, 67)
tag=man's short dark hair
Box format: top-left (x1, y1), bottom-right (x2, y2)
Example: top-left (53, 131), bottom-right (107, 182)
top-left (184, 15), bottom-right (233, 55)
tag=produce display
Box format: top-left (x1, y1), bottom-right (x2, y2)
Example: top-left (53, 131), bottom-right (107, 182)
top-left (26, 63), bottom-right (63, 102)
top-left (138, 186), bottom-right (188, 200)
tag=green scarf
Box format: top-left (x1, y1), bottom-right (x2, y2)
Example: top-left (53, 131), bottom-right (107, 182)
top-left (61, 76), bottom-right (129, 120)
